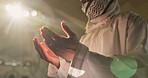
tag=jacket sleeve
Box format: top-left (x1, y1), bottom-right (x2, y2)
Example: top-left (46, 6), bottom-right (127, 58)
top-left (126, 12), bottom-right (148, 67)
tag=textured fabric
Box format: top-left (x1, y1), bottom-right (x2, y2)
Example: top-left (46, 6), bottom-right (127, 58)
top-left (80, 0), bottom-right (90, 4)
top-left (68, 11), bottom-right (148, 78)
top-left (85, 0), bottom-right (120, 32)
top-left (68, 44), bottom-right (115, 78)
top-left (47, 0), bottom-right (148, 78)
top-left (79, 11), bottom-right (148, 78)
top-left (81, 0), bottom-right (117, 20)
top-left (47, 63), bottom-right (59, 77)
top-left (69, 1), bottom-right (148, 77)
top-left (80, 12), bottom-right (148, 57)
top-left (47, 58), bottom-right (70, 78)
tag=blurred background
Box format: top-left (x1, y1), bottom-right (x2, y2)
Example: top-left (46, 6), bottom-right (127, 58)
top-left (0, 0), bottom-right (147, 78)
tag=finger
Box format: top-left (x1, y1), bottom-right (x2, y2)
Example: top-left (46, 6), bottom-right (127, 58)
top-left (40, 32), bottom-right (56, 41)
top-left (61, 21), bottom-right (76, 38)
top-left (33, 38), bottom-right (46, 60)
top-left (40, 27), bottom-right (60, 40)
top-left (33, 37), bottom-right (40, 52)
top-left (40, 27), bottom-right (57, 45)
top-left (40, 42), bottom-right (60, 68)
top-left (43, 39), bottom-right (56, 52)
top-left (33, 37), bottom-right (47, 60)
top-left (40, 42), bottom-right (58, 59)
top-left (33, 37), bottom-right (43, 55)
top-left (41, 32), bottom-right (56, 49)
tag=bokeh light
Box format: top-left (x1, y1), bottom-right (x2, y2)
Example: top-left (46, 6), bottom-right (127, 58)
top-left (5, 3), bottom-right (29, 19)
top-left (31, 10), bottom-right (37, 17)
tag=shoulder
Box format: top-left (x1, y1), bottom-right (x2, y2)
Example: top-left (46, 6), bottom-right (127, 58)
top-left (116, 11), bottom-right (143, 22)
top-left (113, 11), bottom-right (146, 26)
top-left (114, 11), bottom-right (140, 19)
top-left (120, 11), bottom-right (139, 17)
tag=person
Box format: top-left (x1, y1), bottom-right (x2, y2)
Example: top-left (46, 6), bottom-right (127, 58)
top-left (33, 0), bottom-right (148, 78)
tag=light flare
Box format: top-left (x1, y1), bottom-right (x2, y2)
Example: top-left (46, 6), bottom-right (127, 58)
top-left (5, 3), bottom-right (30, 19)
top-left (31, 10), bottom-right (38, 17)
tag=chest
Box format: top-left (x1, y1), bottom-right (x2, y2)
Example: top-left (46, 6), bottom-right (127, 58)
top-left (80, 20), bottom-right (127, 56)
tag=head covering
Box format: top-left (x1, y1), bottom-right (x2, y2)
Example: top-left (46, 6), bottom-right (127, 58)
top-left (80, 0), bottom-right (90, 4)
top-left (81, 0), bottom-right (119, 20)
top-left (83, 0), bottom-right (120, 33)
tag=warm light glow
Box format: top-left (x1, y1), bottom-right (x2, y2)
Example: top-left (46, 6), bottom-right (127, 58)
top-left (31, 10), bottom-right (37, 17)
top-left (5, 3), bottom-right (29, 19)
top-left (23, 10), bottom-right (30, 17)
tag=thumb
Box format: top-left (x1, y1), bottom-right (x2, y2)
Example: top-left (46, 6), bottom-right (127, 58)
top-left (61, 21), bottom-right (76, 38)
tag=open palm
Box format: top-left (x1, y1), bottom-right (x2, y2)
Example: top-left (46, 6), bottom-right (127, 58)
top-left (38, 21), bottom-right (78, 61)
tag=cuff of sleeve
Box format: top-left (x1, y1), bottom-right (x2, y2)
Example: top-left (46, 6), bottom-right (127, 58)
top-left (47, 63), bottom-right (58, 77)
top-left (47, 57), bottom-right (71, 77)
top-left (57, 57), bottom-right (71, 77)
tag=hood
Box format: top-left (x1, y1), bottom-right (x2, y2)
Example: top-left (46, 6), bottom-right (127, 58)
top-left (81, 0), bottom-right (120, 33)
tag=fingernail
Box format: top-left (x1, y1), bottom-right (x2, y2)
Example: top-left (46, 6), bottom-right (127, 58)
top-left (43, 39), bottom-right (46, 43)
top-left (40, 42), bottom-right (43, 45)
top-left (33, 37), bottom-right (37, 41)
top-left (61, 21), bottom-right (66, 26)
top-left (40, 27), bottom-right (44, 32)
top-left (34, 37), bottom-right (36, 40)
top-left (40, 32), bottom-right (43, 35)
top-left (43, 26), bottom-right (48, 29)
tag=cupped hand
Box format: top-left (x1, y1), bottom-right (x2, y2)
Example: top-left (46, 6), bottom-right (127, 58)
top-left (40, 21), bottom-right (79, 61)
top-left (33, 37), bottom-right (60, 68)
